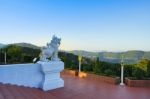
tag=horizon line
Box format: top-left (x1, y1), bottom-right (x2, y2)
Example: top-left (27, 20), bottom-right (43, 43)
top-left (1, 42), bottom-right (150, 52)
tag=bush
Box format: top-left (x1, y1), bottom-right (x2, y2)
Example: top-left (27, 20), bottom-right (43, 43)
top-left (59, 52), bottom-right (78, 70)
top-left (82, 64), bottom-right (93, 72)
top-left (124, 65), bottom-right (133, 77)
top-left (132, 67), bottom-right (146, 79)
top-left (104, 69), bottom-right (114, 76)
top-left (93, 58), bottom-right (101, 74)
top-left (147, 61), bottom-right (150, 77)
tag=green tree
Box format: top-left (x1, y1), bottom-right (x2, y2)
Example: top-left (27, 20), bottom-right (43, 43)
top-left (124, 65), bottom-right (134, 77)
top-left (7, 46), bottom-right (22, 63)
top-left (0, 50), bottom-right (4, 64)
top-left (136, 59), bottom-right (149, 72)
top-left (93, 58), bottom-right (101, 74)
top-left (147, 61), bottom-right (150, 77)
top-left (104, 69), bottom-right (114, 76)
top-left (132, 67), bottom-right (146, 79)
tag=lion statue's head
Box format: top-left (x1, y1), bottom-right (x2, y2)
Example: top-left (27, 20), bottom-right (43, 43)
top-left (50, 35), bottom-right (61, 47)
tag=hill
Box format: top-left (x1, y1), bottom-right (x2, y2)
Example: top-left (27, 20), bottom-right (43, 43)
top-left (0, 43), bottom-right (6, 49)
top-left (69, 50), bottom-right (99, 58)
top-left (70, 50), bottom-right (150, 64)
top-left (9, 43), bottom-right (40, 49)
top-left (1, 42), bottom-right (150, 64)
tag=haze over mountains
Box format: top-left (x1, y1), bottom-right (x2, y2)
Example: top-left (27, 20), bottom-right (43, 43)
top-left (70, 50), bottom-right (150, 64)
top-left (0, 43), bottom-right (150, 64)
top-left (0, 43), bottom-right (6, 48)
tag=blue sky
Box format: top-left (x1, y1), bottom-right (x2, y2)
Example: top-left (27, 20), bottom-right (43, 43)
top-left (0, 0), bottom-right (150, 51)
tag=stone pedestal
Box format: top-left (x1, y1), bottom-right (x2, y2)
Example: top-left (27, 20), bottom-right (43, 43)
top-left (38, 61), bottom-right (64, 91)
top-left (0, 61), bottom-right (64, 91)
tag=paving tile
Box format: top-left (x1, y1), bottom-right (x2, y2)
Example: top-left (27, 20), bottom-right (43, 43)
top-left (0, 74), bottom-right (150, 99)
top-left (0, 84), bottom-right (16, 99)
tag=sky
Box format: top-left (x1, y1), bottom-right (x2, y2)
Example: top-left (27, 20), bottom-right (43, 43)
top-left (0, 0), bottom-right (150, 51)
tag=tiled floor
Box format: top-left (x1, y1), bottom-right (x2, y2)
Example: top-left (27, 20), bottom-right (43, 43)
top-left (0, 74), bottom-right (150, 99)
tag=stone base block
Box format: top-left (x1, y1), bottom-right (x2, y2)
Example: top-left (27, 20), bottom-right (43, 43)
top-left (42, 78), bottom-right (64, 91)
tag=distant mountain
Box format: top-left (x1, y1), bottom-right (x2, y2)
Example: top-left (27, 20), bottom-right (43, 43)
top-left (0, 43), bottom-right (6, 49)
top-left (70, 50), bottom-right (150, 64)
top-left (69, 50), bottom-right (99, 58)
top-left (1, 42), bottom-right (150, 64)
top-left (10, 43), bottom-right (40, 49)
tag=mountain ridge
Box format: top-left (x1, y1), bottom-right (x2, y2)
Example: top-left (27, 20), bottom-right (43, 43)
top-left (70, 50), bottom-right (150, 64)
top-left (1, 42), bottom-right (150, 64)
top-left (10, 43), bottom-right (40, 49)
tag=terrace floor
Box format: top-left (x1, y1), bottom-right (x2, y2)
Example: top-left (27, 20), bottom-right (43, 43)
top-left (0, 73), bottom-right (150, 99)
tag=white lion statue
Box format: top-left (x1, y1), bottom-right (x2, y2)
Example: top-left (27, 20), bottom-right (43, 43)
top-left (39, 35), bottom-right (61, 62)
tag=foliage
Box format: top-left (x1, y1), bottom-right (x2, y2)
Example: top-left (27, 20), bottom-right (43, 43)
top-left (132, 67), bottom-right (146, 79)
top-left (82, 64), bottom-right (93, 72)
top-left (124, 65), bottom-right (134, 77)
top-left (92, 58), bottom-right (120, 76)
top-left (136, 59), bottom-right (149, 72)
top-left (0, 50), bottom-right (5, 64)
top-left (147, 61), bottom-right (150, 77)
top-left (93, 58), bottom-right (102, 74)
top-left (6, 45), bottom-right (22, 63)
top-left (104, 69), bottom-right (114, 76)
top-left (0, 45), bottom-right (40, 64)
top-left (59, 52), bottom-right (78, 70)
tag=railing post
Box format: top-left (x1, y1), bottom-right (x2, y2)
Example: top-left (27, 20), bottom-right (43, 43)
top-left (120, 55), bottom-right (125, 86)
top-left (78, 56), bottom-right (82, 73)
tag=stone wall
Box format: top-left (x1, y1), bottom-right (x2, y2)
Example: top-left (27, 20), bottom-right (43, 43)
top-left (125, 78), bottom-right (150, 87)
top-left (62, 70), bottom-right (120, 85)
top-left (0, 61), bottom-right (64, 91)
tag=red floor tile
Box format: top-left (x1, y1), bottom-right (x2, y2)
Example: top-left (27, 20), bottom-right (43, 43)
top-left (0, 74), bottom-right (150, 99)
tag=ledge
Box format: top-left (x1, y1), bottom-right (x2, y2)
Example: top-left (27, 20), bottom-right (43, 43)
top-left (125, 78), bottom-right (150, 87)
top-left (85, 73), bottom-right (120, 85)
top-left (61, 69), bottom-right (78, 76)
top-left (0, 61), bottom-right (64, 91)
top-left (62, 70), bottom-right (120, 85)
